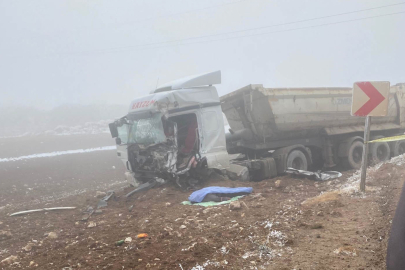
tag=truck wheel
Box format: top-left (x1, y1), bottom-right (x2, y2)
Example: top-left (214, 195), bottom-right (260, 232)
top-left (392, 141), bottom-right (405, 157)
top-left (344, 140), bottom-right (363, 170)
top-left (370, 141), bottom-right (390, 164)
top-left (286, 150), bottom-right (308, 170)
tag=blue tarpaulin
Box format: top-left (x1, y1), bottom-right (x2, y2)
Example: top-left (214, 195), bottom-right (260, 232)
top-left (188, 186), bottom-right (253, 203)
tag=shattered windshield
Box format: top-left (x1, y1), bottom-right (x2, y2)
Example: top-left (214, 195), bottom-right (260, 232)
top-left (127, 113), bottom-right (166, 145)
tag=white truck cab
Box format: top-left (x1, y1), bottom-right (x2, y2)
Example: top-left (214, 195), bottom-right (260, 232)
top-left (109, 71), bottom-right (229, 187)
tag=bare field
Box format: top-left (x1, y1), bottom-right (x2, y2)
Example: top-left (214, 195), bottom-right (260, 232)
top-left (0, 135), bottom-right (402, 269)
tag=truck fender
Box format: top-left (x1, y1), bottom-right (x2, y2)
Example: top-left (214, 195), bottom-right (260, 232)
top-left (272, 145), bottom-right (312, 174)
top-left (337, 136), bottom-right (363, 158)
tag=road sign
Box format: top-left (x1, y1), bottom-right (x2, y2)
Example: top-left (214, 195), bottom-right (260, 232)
top-left (351, 81), bottom-right (390, 192)
top-left (351, 81), bottom-right (390, 117)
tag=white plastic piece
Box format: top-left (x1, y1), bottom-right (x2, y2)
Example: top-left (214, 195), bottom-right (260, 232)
top-left (153, 70), bottom-right (221, 93)
top-left (10, 207), bottom-right (76, 217)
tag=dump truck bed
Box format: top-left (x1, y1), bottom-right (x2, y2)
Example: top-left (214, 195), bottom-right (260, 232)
top-left (221, 84), bottom-right (404, 144)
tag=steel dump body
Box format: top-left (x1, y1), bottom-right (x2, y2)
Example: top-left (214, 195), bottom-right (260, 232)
top-left (221, 84), bottom-right (405, 148)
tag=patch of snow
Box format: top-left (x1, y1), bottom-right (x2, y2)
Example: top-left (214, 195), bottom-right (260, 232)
top-left (387, 153), bottom-right (405, 166)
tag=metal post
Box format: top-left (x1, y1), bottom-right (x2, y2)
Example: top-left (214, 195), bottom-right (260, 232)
top-left (360, 116), bottom-right (371, 192)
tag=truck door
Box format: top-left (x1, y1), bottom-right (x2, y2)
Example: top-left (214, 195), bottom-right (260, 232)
top-left (200, 106), bottom-right (230, 170)
top-left (115, 124), bottom-right (130, 170)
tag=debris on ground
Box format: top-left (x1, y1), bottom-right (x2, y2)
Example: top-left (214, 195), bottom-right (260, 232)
top-left (274, 179), bottom-right (282, 188)
top-left (0, 255), bottom-right (18, 265)
top-left (137, 233), bottom-right (148, 238)
top-left (229, 200), bottom-right (241, 210)
top-left (334, 245), bottom-right (358, 256)
top-left (87, 221), bottom-right (97, 228)
top-left (115, 240), bottom-right (125, 246)
top-left (47, 232), bottom-right (58, 239)
top-left (95, 191), bottom-right (106, 198)
top-left (124, 237), bottom-right (132, 243)
top-left (9, 206), bottom-right (76, 217)
top-left (2, 151), bottom-right (405, 269)
top-left (226, 163), bottom-right (250, 181)
top-left (285, 168), bottom-right (342, 181)
top-left (0, 230), bottom-right (12, 240)
top-left (96, 190), bottom-right (114, 209)
top-left (22, 243), bottom-right (34, 252)
top-left (301, 191), bottom-right (340, 206)
top-left (81, 206), bottom-right (94, 221)
top-left (126, 180), bottom-right (159, 198)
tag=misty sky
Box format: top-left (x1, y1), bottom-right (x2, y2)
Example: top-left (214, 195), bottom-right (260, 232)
top-left (1, 0), bottom-right (404, 109)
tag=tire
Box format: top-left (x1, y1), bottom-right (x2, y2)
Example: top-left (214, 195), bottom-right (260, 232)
top-left (370, 141), bottom-right (390, 164)
top-left (286, 150), bottom-right (308, 170)
top-left (392, 140), bottom-right (405, 157)
top-left (343, 140), bottom-right (364, 170)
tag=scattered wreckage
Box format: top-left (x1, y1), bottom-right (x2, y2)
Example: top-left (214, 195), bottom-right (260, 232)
top-left (285, 168), bottom-right (342, 181)
top-left (109, 71), bottom-right (405, 190)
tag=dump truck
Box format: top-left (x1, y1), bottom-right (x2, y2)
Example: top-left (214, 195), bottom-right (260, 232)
top-left (108, 71), bottom-right (405, 187)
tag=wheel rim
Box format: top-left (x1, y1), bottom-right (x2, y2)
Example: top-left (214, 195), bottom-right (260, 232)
top-left (292, 157), bottom-right (303, 170)
top-left (376, 145), bottom-right (388, 161)
top-left (352, 146), bottom-right (363, 164)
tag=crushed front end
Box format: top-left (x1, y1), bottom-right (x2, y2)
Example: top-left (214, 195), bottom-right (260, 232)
top-left (109, 112), bottom-right (209, 189)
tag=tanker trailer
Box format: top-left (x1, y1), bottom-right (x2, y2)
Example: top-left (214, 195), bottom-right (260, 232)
top-left (221, 83), bottom-right (405, 175)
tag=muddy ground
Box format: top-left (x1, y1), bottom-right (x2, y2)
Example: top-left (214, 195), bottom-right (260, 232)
top-left (0, 134), bottom-right (404, 269)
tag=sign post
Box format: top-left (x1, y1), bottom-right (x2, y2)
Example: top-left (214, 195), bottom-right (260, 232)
top-left (351, 81), bottom-right (390, 192)
top-left (359, 116), bottom-right (371, 192)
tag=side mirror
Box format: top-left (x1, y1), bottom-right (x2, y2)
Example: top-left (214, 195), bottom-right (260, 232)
top-left (115, 137), bottom-right (122, 145)
top-left (109, 123), bottom-right (118, 138)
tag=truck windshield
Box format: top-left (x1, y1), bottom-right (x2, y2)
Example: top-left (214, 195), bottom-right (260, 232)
top-left (123, 113), bottom-right (166, 145)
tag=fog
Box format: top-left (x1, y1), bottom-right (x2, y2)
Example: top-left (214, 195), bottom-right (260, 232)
top-left (0, 0), bottom-right (404, 133)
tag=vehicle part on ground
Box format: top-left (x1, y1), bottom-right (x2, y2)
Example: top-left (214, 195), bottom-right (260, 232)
top-left (81, 206), bottom-right (94, 221)
top-left (10, 207), bottom-right (76, 217)
top-left (286, 150), bottom-right (308, 170)
top-left (125, 180), bottom-right (160, 197)
top-left (342, 140), bottom-right (364, 170)
top-left (97, 191), bottom-right (115, 209)
top-left (226, 163), bottom-right (250, 181)
top-left (285, 168), bottom-right (342, 181)
top-left (370, 138), bottom-right (391, 164)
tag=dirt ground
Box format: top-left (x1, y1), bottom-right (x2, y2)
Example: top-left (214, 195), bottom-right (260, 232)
top-left (0, 134), bottom-right (404, 269)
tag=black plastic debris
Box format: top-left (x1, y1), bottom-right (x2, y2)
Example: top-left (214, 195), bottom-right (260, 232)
top-left (97, 190), bottom-right (114, 209)
top-left (285, 168), bottom-right (342, 181)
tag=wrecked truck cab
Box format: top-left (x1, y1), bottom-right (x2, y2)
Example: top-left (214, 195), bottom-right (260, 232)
top-left (109, 71), bottom-right (230, 187)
